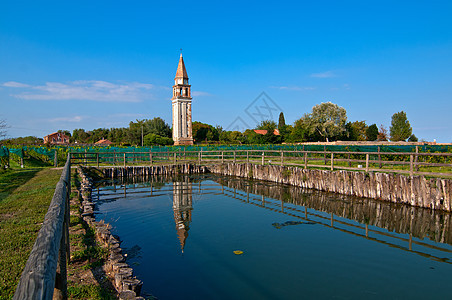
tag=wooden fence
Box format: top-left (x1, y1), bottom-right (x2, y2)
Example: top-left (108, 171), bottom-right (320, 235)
top-left (13, 155), bottom-right (71, 300)
top-left (70, 149), bottom-right (452, 177)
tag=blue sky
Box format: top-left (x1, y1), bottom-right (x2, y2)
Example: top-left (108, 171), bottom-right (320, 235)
top-left (1, 0), bottom-right (451, 142)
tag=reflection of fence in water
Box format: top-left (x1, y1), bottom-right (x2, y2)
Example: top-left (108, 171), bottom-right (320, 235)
top-left (215, 177), bottom-right (452, 263)
top-left (95, 174), bottom-right (452, 264)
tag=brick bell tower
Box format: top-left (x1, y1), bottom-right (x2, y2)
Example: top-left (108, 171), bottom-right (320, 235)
top-left (171, 53), bottom-right (193, 145)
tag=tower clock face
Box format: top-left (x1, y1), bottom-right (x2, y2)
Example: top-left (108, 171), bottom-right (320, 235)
top-left (178, 79), bottom-right (182, 84)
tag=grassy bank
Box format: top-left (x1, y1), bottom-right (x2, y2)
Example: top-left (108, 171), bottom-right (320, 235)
top-left (0, 168), bottom-right (62, 300)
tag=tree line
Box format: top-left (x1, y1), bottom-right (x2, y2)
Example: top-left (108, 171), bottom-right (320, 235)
top-left (0, 102), bottom-right (417, 145)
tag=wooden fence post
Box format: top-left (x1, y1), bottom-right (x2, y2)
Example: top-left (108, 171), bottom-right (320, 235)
top-left (247, 151), bottom-right (249, 163)
top-left (330, 153), bottom-right (334, 171)
top-left (410, 154), bottom-right (414, 176)
top-left (123, 153), bottom-right (126, 167)
top-left (304, 152), bottom-right (308, 169)
top-left (221, 151), bottom-right (224, 164)
top-left (348, 153), bottom-right (351, 167)
top-left (84, 149), bottom-right (87, 166)
top-left (198, 152), bottom-right (201, 164)
top-left (54, 150), bottom-right (58, 167)
top-left (233, 151), bottom-right (236, 163)
top-left (262, 152), bottom-right (265, 166)
top-left (280, 150), bottom-right (284, 166)
top-left (378, 146), bottom-right (382, 168)
top-left (149, 151), bottom-right (153, 165)
top-left (174, 152), bottom-right (177, 164)
top-left (96, 153), bottom-right (99, 168)
top-left (365, 153), bottom-right (369, 172)
top-left (113, 150), bottom-right (116, 165)
top-left (415, 146), bottom-right (419, 171)
top-left (324, 145), bottom-right (327, 165)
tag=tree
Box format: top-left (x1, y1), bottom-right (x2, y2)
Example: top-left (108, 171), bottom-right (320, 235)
top-left (389, 111), bottom-right (412, 141)
top-left (303, 102), bottom-right (347, 142)
top-left (278, 112), bottom-right (286, 130)
top-left (145, 117), bottom-right (172, 138)
top-left (192, 121), bottom-right (219, 143)
top-left (256, 120), bottom-right (277, 132)
top-left (408, 134), bottom-right (418, 142)
top-left (144, 133), bottom-right (173, 146)
top-left (344, 121), bottom-right (367, 141)
top-left (366, 124), bottom-right (379, 141)
top-left (377, 124), bottom-right (389, 141)
top-left (289, 116), bottom-right (309, 142)
top-left (72, 128), bottom-right (90, 143)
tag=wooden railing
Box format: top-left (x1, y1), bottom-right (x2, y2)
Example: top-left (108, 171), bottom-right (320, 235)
top-left (70, 149), bottom-right (452, 177)
top-left (13, 155), bottom-right (71, 300)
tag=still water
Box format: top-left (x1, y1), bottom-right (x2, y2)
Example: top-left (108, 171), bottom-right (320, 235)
top-left (93, 174), bottom-right (452, 299)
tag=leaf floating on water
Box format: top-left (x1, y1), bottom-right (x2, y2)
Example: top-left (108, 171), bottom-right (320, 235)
top-left (233, 250), bottom-right (244, 255)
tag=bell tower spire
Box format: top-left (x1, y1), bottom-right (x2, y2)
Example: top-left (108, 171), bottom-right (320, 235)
top-left (171, 53), bottom-right (193, 145)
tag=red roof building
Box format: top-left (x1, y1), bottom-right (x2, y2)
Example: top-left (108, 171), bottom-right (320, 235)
top-left (43, 132), bottom-right (70, 145)
top-left (95, 139), bottom-right (113, 145)
top-left (253, 129), bottom-right (280, 135)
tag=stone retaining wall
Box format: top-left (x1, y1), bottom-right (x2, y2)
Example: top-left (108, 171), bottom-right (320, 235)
top-left (77, 166), bottom-right (144, 299)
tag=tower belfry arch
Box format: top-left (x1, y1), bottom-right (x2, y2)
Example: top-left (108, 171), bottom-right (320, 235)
top-left (171, 53), bottom-right (193, 145)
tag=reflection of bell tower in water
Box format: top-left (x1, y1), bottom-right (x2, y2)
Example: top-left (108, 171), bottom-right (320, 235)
top-left (172, 180), bottom-right (193, 252)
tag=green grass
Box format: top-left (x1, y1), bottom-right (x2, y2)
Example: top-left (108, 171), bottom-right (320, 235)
top-left (0, 168), bottom-right (62, 300)
top-left (67, 283), bottom-right (114, 300)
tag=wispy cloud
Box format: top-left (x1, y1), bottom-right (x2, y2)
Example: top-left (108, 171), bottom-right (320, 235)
top-left (2, 80), bottom-right (156, 102)
top-left (3, 81), bottom-right (31, 88)
top-left (270, 86), bottom-right (316, 91)
top-left (310, 71), bottom-right (335, 78)
top-left (48, 116), bottom-right (84, 123)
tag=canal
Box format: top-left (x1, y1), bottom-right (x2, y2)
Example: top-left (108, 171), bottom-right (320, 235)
top-left (93, 174), bottom-right (452, 299)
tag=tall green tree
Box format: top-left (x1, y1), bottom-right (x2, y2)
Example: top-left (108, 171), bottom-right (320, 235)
top-left (366, 124), bottom-right (379, 141)
top-left (389, 111), bottom-right (412, 141)
top-left (278, 112), bottom-right (286, 129)
top-left (302, 102), bottom-right (347, 142)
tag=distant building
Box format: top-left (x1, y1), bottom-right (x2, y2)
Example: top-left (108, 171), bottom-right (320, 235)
top-left (254, 129), bottom-right (280, 136)
top-left (95, 139), bottom-right (113, 145)
top-left (43, 132), bottom-right (70, 145)
top-left (171, 53), bottom-right (194, 145)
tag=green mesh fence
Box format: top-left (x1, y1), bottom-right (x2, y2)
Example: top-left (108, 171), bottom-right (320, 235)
top-left (2, 144), bottom-right (451, 166)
